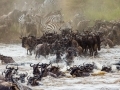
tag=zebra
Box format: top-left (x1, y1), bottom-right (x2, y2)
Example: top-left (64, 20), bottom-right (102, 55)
top-left (18, 14), bottom-right (26, 35)
top-left (43, 22), bottom-right (62, 32)
top-left (41, 14), bottom-right (63, 26)
top-left (40, 12), bottom-right (64, 33)
top-left (18, 14), bottom-right (25, 25)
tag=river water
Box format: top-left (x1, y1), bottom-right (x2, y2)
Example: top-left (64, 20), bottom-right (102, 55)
top-left (0, 43), bottom-right (120, 90)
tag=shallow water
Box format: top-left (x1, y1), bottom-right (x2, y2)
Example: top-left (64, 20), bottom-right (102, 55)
top-left (0, 43), bottom-right (120, 90)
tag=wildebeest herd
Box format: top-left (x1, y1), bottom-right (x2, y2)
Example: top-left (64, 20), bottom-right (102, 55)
top-left (1, 11), bottom-right (120, 89)
top-left (1, 58), bottom-right (119, 90)
top-left (1, 1), bottom-right (120, 89)
top-left (1, 22), bottom-right (120, 90)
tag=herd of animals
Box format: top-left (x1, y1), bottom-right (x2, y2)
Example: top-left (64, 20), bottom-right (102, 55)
top-left (0, 53), bottom-right (120, 90)
top-left (1, 21), bottom-right (120, 89)
top-left (0, 4), bottom-right (120, 89)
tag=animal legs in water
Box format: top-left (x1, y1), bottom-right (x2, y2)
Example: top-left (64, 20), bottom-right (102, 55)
top-left (27, 49), bottom-right (29, 55)
top-left (27, 49), bottom-right (32, 55)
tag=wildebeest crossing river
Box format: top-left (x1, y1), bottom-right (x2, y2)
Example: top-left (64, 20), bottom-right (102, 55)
top-left (0, 43), bottom-right (120, 90)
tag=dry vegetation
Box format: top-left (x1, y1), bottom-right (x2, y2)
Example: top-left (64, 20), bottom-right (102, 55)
top-left (0, 0), bottom-right (15, 16)
top-left (1, 0), bottom-right (120, 20)
top-left (60, 0), bottom-right (120, 21)
top-left (1, 0), bottom-right (120, 22)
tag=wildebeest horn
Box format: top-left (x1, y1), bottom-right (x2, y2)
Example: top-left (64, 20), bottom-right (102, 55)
top-left (27, 76), bottom-right (30, 80)
top-left (30, 63), bottom-right (34, 67)
top-left (49, 61), bottom-right (52, 65)
top-left (73, 65), bottom-right (77, 67)
top-left (15, 65), bottom-right (18, 71)
top-left (78, 65), bottom-right (81, 68)
top-left (37, 62), bottom-right (41, 65)
top-left (11, 75), bottom-right (15, 83)
top-left (6, 64), bottom-right (9, 69)
top-left (59, 27), bottom-right (62, 31)
top-left (83, 62), bottom-right (85, 66)
top-left (50, 61), bottom-right (52, 67)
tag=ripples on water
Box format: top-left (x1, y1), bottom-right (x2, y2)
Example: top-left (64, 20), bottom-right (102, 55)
top-left (0, 43), bottom-right (120, 90)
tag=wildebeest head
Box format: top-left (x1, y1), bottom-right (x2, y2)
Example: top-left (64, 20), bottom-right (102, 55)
top-left (12, 65), bottom-right (19, 75)
top-left (20, 35), bottom-right (36, 48)
top-left (20, 36), bottom-right (27, 47)
top-left (19, 72), bottom-right (28, 83)
top-left (20, 35), bottom-right (37, 55)
top-left (27, 76), bottom-right (39, 86)
top-left (101, 65), bottom-right (112, 72)
top-left (95, 33), bottom-right (101, 51)
top-left (0, 55), bottom-right (15, 64)
top-left (30, 63), bottom-right (40, 75)
top-left (49, 66), bottom-right (60, 74)
top-left (83, 62), bottom-right (95, 72)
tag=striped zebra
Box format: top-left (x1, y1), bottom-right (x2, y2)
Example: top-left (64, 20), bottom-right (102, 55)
top-left (18, 14), bottom-right (25, 25)
top-left (43, 21), bottom-right (73, 33)
top-left (43, 22), bottom-right (63, 32)
top-left (41, 14), bottom-right (62, 25)
top-left (18, 14), bottom-right (26, 36)
top-left (40, 11), bottom-right (64, 33)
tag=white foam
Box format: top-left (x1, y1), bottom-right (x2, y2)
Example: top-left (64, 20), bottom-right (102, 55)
top-left (0, 43), bottom-right (120, 89)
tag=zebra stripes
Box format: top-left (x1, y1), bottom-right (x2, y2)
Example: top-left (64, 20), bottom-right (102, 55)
top-left (41, 11), bottom-right (63, 32)
top-left (43, 22), bottom-right (62, 32)
top-left (18, 0), bottom-right (62, 33)
top-left (18, 14), bottom-right (25, 24)
top-left (41, 14), bottom-right (62, 25)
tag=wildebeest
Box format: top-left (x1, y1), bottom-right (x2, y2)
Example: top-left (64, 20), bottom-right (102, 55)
top-left (27, 76), bottom-right (39, 86)
top-left (80, 31), bottom-right (101, 56)
top-left (0, 54), bottom-right (15, 64)
top-left (70, 66), bottom-right (84, 77)
top-left (2, 65), bottom-right (18, 81)
top-left (101, 65), bottom-right (112, 72)
top-left (20, 35), bottom-right (37, 55)
top-left (65, 47), bottom-right (76, 66)
top-left (76, 46), bottom-right (83, 56)
top-left (18, 72), bottom-right (28, 83)
top-left (2, 75), bottom-right (32, 90)
top-left (48, 66), bottom-right (65, 77)
top-left (34, 43), bottom-right (51, 58)
top-left (55, 50), bottom-right (63, 63)
top-left (30, 63), bottom-right (41, 76)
